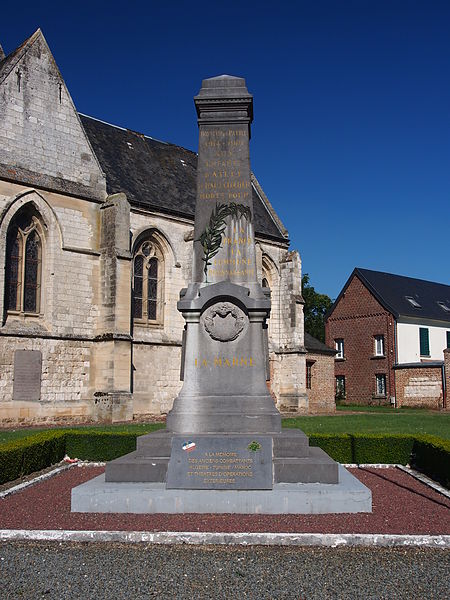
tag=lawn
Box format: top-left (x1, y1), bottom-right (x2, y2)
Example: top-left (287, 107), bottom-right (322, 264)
top-left (1, 411), bottom-right (449, 445)
top-left (283, 413), bottom-right (450, 438)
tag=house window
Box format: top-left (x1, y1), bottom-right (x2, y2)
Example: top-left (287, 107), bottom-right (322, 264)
top-left (446, 331), bottom-right (450, 349)
top-left (374, 335), bottom-right (385, 356)
top-left (5, 210), bottom-right (43, 314)
top-left (132, 239), bottom-right (164, 324)
top-left (335, 375), bottom-right (345, 399)
top-left (375, 374), bottom-right (387, 397)
top-left (306, 361), bottom-right (313, 389)
top-left (405, 296), bottom-right (421, 308)
top-left (335, 339), bottom-right (344, 359)
top-left (437, 301), bottom-right (450, 313)
top-left (419, 327), bottom-right (430, 356)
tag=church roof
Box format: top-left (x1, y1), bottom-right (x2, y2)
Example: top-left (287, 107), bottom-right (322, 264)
top-left (80, 114), bottom-right (288, 242)
top-left (304, 332), bottom-right (336, 355)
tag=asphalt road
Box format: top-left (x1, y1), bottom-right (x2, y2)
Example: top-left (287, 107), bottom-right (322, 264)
top-left (1, 542), bottom-right (449, 599)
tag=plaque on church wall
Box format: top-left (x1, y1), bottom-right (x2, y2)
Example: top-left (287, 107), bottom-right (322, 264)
top-left (166, 435), bottom-right (273, 490)
top-left (13, 350), bottom-right (42, 401)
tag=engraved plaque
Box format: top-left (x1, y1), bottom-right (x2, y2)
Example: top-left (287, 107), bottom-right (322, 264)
top-left (13, 350), bottom-right (42, 401)
top-left (166, 435), bottom-right (273, 490)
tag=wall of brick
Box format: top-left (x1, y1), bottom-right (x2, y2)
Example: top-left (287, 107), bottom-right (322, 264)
top-left (306, 353), bottom-right (336, 413)
top-left (394, 365), bottom-right (443, 409)
top-left (325, 275), bottom-right (396, 405)
top-left (445, 349), bottom-right (450, 410)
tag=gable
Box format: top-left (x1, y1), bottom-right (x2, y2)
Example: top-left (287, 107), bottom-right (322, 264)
top-left (326, 273), bottom-right (390, 321)
top-left (0, 30), bottom-right (106, 200)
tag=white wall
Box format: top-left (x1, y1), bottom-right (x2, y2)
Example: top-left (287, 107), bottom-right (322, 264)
top-left (397, 321), bottom-right (450, 363)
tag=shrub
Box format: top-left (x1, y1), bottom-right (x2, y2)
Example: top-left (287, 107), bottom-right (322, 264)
top-left (65, 431), bottom-right (138, 461)
top-left (0, 431), bottom-right (66, 485)
top-left (308, 434), bottom-right (352, 463)
top-left (412, 435), bottom-right (450, 488)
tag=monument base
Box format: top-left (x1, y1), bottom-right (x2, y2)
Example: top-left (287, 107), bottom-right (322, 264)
top-left (71, 465), bottom-right (371, 514)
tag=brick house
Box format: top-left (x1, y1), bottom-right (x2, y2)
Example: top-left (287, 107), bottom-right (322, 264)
top-left (325, 268), bottom-right (450, 408)
top-left (0, 30), bottom-right (336, 424)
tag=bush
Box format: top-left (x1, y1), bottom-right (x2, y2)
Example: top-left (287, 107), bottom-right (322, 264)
top-left (412, 435), bottom-right (450, 488)
top-left (0, 431), bottom-right (66, 485)
top-left (350, 434), bottom-right (415, 465)
top-left (309, 434), bottom-right (352, 463)
top-left (65, 430), bottom-right (138, 461)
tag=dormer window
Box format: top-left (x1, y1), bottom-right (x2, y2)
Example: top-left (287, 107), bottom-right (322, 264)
top-left (405, 296), bottom-right (421, 308)
top-left (437, 301), bottom-right (450, 313)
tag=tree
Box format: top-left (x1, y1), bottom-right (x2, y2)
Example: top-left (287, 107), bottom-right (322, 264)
top-left (302, 273), bottom-right (333, 343)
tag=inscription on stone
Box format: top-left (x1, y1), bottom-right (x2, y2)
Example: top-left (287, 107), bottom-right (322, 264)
top-left (13, 350), bottom-right (42, 401)
top-left (166, 435), bottom-right (273, 490)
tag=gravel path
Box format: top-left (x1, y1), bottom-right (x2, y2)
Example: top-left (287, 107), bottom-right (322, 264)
top-left (1, 466), bottom-right (449, 534)
top-left (1, 541), bottom-right (449, 599)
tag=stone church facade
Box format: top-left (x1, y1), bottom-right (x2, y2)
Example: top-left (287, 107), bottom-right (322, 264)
top-left (0, 30), bottom-right (335, 425)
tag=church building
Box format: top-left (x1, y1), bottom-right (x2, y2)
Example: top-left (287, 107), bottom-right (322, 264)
top-left (0, 30), bottom-right (335, 424)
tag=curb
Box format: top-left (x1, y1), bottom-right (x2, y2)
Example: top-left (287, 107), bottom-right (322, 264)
top-left (0, 529), bottom-right (449, 548)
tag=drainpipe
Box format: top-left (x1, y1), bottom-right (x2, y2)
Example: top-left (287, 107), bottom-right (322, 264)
top-left (393, 319), bottom-right (398, 408)
top-left (442, 362), bottom-right (447, 410)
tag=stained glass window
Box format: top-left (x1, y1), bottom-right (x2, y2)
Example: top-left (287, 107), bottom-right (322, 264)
top-left (132, 239), bottom-right (164, 324)
top-left (5, 211), bottom-right (42, 314)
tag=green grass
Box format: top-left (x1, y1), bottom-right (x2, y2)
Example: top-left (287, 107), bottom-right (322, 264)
top-left (336, 404), bottom-right (438, 414)
top-left (283, 413), bottom-right (450, 439)
top-left (0, 412), bottom-right (449, 445)
top-left (0, 422), bottom-right (164, 445)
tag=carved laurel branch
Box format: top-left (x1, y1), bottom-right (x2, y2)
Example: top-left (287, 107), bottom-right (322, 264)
top-left (196, 202), bottom-right (251, 282)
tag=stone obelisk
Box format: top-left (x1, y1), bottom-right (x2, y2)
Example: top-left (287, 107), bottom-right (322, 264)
top-left (166, 75), bottom-right (281, 434)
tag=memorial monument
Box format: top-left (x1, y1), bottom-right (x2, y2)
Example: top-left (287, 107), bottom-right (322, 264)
top-left (72, 76), bottom-right (372, 513)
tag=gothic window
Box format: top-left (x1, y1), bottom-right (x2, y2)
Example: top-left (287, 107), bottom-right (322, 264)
top-left (132, 239), bottom-right (164, 324)
top-left (5, 210), bottom-right (43, 314)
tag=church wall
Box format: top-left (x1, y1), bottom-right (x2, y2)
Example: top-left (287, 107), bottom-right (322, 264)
top-left (0, 335), bottom-right (93, 424)
top-left (0, 31), bottom-right (106, 199)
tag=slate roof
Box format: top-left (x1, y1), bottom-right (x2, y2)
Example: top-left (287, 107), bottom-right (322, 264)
top-left (304, 332), bottom-right (336, 355)
top-left (80, 114), bottom-right (288, 243)
top-left (329, 267), bottom-right (450, 323)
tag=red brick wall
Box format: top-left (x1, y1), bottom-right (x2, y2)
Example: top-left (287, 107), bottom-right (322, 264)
top-left (325, 275), bottom-right (396, 405)
top-left (444, 349), bottom-right (450, 410)
top-left (395, 365), bottom-right (443, 409)
top-left (306, 353), bottom-right (336, 414)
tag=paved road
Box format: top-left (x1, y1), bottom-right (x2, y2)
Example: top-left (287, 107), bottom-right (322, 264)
top-left (1, 542), bottom-right (449, 599)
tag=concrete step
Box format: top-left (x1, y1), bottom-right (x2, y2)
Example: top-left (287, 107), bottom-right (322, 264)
top-left (273, 447), bottom-right (339, 484)
top-left (105, 452), bottom-right (168, 483)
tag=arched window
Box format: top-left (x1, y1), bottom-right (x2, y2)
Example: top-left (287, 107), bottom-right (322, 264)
top-left (5, 210), bottom-right (43, 314)
top-left (262, 277), bottom-right (270, 289)
top-left (132, 239), bottom-right (164, 324)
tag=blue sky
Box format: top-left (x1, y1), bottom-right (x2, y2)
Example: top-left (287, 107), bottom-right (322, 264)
top-left (2, 1), bottom-right (449, 298)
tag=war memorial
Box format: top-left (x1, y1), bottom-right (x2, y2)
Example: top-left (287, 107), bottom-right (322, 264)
top-left (71, 75), bottom-right (372, 514)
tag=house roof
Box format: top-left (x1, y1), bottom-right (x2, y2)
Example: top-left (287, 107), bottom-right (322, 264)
top-left (304, 332), bottom-right (336, 355)
top-left (328, 267), bottom-right (450, 323)
top-left (80, 114), bottom-right (288, 242)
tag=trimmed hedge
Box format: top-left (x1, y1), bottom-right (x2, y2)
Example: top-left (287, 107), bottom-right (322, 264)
top-left (65, 431), bottom-right (138, 462)
top-left (411, 435), bottom-right (450, 489)
top-left (1, 429), bottom-right (449, 488)
top-left (0, 431), bottom-right (66, 484)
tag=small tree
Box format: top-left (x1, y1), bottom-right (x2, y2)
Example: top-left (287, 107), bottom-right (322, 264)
top-left (302, 273), bottom-right (333, 343)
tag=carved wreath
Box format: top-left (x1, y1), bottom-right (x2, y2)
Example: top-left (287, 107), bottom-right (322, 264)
top-left (203, 302), bottom-right (246, 342)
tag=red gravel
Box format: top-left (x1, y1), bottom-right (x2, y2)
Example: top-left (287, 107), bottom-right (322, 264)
top-left (0, 466), bottom-right (449, 535)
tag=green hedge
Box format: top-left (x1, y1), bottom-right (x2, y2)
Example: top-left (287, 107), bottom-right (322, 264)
top-left (0, 431), bottom-right (66, 484)
top-left (411, 435), bottom-right (450, 489)
top-left (1, 430), bottom-right (449, 488)
top-left (65, 431), bottom-right (138, 462)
